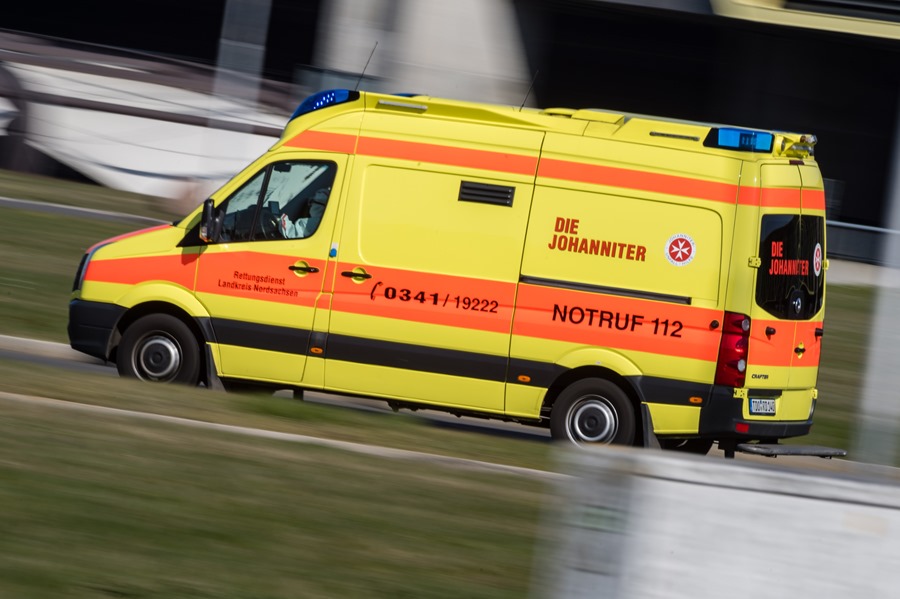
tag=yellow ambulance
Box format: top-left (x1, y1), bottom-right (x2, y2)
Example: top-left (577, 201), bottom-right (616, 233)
top-left (68, 89), bottom-right (830, 456)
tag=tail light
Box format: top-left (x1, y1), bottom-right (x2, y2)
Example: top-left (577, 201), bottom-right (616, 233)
top-left (715, 311), bottom-right (751, 387)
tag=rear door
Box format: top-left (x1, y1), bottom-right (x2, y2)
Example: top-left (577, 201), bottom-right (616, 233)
top-left (747, 164), bottom-right (826, 395)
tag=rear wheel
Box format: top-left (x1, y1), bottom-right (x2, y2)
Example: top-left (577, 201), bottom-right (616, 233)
top-left (550, 378), bottom-right (636, 445)
top-left (117, 314), bottom-right (201, 385)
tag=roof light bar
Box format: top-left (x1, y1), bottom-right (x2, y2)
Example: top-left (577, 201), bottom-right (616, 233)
top-left (290, 89), bottom-right (360, 121)
top-left (704, 127), bottom-right (774, 153)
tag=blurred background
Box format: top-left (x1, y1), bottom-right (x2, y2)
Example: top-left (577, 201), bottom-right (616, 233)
top-left (2, 0), bottom-right (899, 262)
top-left (2, 3), bottom-right (900, 596)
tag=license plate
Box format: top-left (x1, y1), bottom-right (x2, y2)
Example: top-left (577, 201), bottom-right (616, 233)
top-left (750, 398), bottom-right (776, 416)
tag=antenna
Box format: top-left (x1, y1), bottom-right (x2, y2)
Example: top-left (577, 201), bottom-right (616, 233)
top-left (354, 41), bottom-right (379, 91)
top-left (519, 70), bottom-right (539, 111)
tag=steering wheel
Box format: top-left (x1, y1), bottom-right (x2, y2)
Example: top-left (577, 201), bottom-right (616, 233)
top-left (259, 204), bottom-right (284, 240)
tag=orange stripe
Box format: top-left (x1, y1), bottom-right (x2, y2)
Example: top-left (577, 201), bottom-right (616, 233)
top-left (760, 188), bottom-right (802, 210)
top-left (86, 254), bottom-right (197, 289)
top-left (87, 224), bottom-right (170, 252)
top-left (803, 189), bottom-right (826, 211)
top-left (285, 130), bottom-right (823, 211)
top-left (356, 136), bottom-right (539, 175)
top-left (750, 319), bottom-right (823, 367)
top-left (794, 320), bottom-right (823, 365)
top-left (331, 264), bottom-right (516, 334)
top-left (195, 251), bottom-right (327, 307)
top-left (537, 158), bottom-right (739, 204)
top-left (736, 185), bottom-right (760, 206)
top-left (285, 130), bottom-right (357, 153)
top-left (286, 130), bottom-right (539, 175)
top-left (511, 283), bottom-right (721, 362)
top-left (749, 320), bottom-right (796, 367)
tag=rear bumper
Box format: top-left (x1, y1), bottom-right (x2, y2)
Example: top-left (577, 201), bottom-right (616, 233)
top-left (699, 385), bottom-right (813, 440)
top-left (68, 299), bottom-right (125, 360)
top-left (633, 377), bottom-right (813, 441)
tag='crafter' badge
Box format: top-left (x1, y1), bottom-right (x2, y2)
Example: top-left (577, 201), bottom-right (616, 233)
top-left (666, 234), bottom-right (695, 266)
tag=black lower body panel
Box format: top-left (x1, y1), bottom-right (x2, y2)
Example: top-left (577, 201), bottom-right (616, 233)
top-left (68, 299), bottom-right (125, 360)
top-left (699, 385), bottom-right (812, 440)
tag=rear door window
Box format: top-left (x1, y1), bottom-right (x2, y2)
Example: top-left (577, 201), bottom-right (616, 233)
top-left (756, 214), bottom-right (825, 320)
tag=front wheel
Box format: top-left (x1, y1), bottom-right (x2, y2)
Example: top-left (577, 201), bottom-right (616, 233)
top-left (550, 378), bottom-right (636, 445)
top-left (117, 314), bottom-right (201, 385)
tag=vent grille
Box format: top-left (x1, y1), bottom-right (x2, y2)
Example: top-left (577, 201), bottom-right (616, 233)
top-left (458, 181), bottom-right (514, 207)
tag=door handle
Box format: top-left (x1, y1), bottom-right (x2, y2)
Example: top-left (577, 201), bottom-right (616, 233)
top-left (289, 265), bottom-right (319, 273)
top-left (794, 345), bottom-right (806, 355)
top-left (341, 270), bottom-right (372, 280)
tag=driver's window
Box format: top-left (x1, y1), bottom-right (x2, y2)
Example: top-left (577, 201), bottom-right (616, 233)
top-left (219, 170), bottom-right (266, 242)
top-left (217, 161), bottom-right (336, 243)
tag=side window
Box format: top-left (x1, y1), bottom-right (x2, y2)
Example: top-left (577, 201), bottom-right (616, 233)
top-left (217, 161), bottom-right (337, 243)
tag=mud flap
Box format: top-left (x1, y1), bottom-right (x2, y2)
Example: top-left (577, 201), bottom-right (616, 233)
top-left (204, 344), bottom-right (225, 391)
top-left (641, 403), bottom-right (661, 449)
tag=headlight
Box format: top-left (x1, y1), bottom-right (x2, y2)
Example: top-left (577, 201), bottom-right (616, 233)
top-left (71, 244), bottom-right (106, 292)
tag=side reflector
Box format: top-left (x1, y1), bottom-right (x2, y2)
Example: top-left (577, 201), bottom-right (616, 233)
top-left (517, 375), bottom-right (532, 383)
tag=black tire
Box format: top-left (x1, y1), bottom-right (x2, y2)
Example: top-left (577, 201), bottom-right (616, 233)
top-left (550, 378), bottom-right (636, 445)
top-left (116, 314), bottom-right (201, 385)
top-left (659, 438), bottom-right (715, 455)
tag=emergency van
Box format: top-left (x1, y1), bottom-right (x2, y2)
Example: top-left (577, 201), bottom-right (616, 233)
top-left (68, 88), bottom-right (831, 456)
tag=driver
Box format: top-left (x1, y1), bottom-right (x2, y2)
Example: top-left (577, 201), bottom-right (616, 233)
top-left (279, 188), bottom-right (329, 239)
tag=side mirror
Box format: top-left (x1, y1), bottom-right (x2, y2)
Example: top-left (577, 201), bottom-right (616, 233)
top-left (199, 199), bottom-right (218, 243)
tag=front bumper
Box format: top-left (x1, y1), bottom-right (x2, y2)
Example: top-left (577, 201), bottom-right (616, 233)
top-left (68, 299), bottom-right (126, 360)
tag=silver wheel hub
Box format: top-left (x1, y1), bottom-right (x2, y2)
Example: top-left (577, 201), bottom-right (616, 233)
top-left (136, 334), bottom-right (181, 381)
top-left (569, 395), bottom-right (619, 443)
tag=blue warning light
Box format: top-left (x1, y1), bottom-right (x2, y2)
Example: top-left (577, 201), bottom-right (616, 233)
top-left (290, 89), bottom-right (360, 121)
top-left (706, 127), bottom-right (774, 153)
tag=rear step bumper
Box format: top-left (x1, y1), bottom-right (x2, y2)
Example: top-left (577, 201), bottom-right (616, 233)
top-left (733, 443), bottom-right (847, 459)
